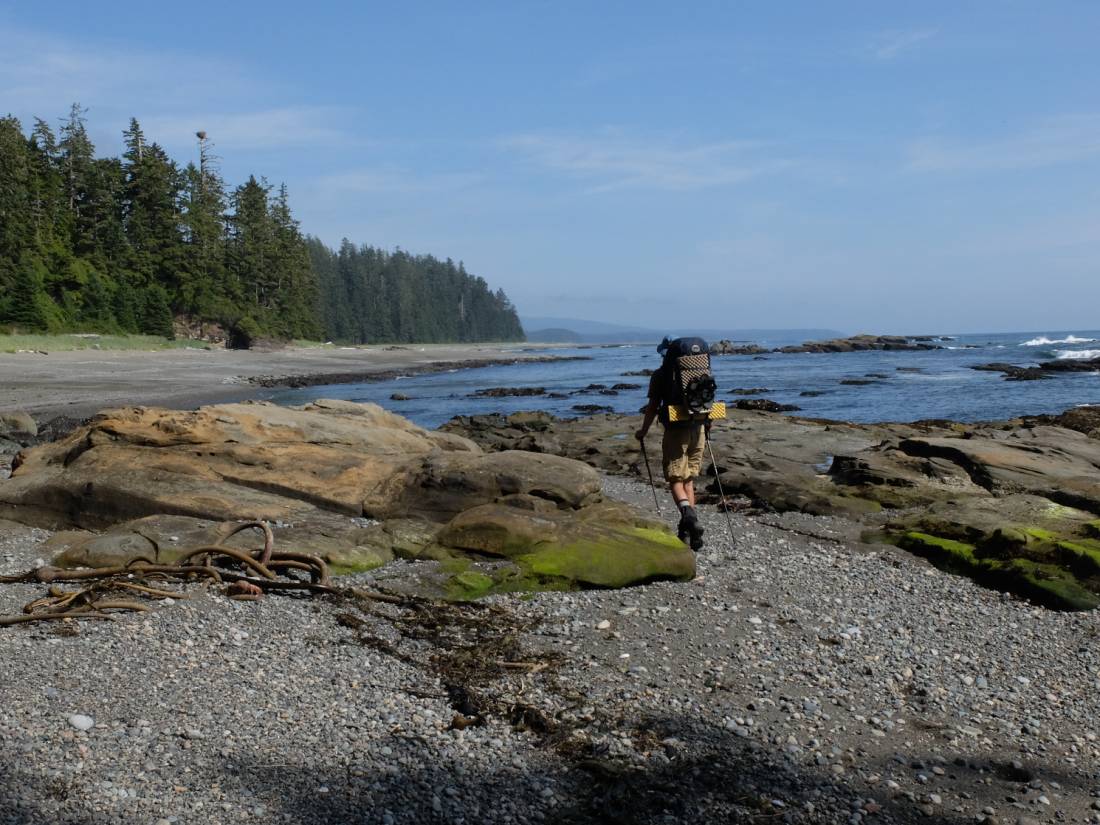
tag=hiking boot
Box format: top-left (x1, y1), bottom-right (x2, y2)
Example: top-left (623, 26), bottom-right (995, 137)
top-left (678, 506), bottom-right (705, 552)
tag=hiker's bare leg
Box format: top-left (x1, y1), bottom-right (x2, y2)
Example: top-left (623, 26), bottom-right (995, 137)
top-left (671, 480), bottom-right (689, 507)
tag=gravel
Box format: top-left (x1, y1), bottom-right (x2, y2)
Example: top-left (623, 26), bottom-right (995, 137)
top-left (1, 475), bottom-right (1099, 824)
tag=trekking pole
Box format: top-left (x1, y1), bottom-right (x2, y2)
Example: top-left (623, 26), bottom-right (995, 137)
top-left (705, 431), bottom-right (736, 546)
top-left (639, 438), bottom-right (662, 515)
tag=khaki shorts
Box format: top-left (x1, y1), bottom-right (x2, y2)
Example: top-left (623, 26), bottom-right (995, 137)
top-left (662, 424), bottom-right (705, 481)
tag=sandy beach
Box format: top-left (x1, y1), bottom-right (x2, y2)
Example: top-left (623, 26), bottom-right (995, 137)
top-left (0, 344), bottom-right (561, 422)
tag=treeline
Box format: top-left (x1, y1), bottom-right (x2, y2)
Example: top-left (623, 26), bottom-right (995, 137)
top-left (0, 105), bottom-right (320, 341)
top-left (309, 239), bottom-right (524, 343)
top-left (0, 105), bottom-right (524, 345)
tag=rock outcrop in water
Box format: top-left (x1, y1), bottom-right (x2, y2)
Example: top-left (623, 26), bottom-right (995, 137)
top-left (710, 340), bottom-right (770, 356)
top-left (974, 356), bottom-right (1100, 380)
top-left (0, 401), bottom-right (694, 596)
top-left (776, 334), bottom-right (941, 353)
top-left (443, 406), bottom-right (1100, 609)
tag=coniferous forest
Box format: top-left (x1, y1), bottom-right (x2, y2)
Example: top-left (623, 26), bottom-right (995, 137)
top-left (0, 106), bottom-right (524, 345)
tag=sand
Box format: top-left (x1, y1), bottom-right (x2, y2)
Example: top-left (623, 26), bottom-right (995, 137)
top-left (0, 343), bottom-right (560, 422)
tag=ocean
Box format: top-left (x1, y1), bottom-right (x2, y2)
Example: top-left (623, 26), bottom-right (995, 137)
top-left (267, 331), bottom-right (1100, 429)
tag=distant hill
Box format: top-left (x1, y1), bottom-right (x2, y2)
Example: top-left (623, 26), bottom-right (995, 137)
top-left (524, 327), bottom-right (583, 343)
top-left (521, 316), bottom-right (662, 342)
top-left (520, 316), bottom-right (845, 346)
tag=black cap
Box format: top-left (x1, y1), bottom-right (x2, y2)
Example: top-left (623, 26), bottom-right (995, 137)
top-left (657, 336), bottom-right (672, 355)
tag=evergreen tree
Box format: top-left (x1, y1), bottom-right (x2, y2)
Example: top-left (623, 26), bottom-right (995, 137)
top-left (181, 131), bottom-right (229, 315)
top-left (0, 116), bottom-right (32, 280)
top-left (0, 105), bottom-right (523, 345)
top-left (2, 253), bottom-right (51, 330)
top-left (139, 284), bottom-right (174, 338)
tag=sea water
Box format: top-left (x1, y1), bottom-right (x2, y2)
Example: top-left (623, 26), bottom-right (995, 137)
top-left (267, 330), bottom-right (1100, 429)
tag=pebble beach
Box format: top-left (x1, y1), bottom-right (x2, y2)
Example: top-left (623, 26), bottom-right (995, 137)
top-left (2, 475), bottom-right (1098, 825)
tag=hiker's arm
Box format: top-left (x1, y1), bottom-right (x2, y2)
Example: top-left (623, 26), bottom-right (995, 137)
top-left (636, 399), bottom-right (659, 441)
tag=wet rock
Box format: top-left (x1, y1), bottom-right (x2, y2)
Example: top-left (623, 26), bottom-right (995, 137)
top-left (777, 334), bottom-right (941, 353)
top-left (972, 363), bottom-right (1051, 381)
top-left (1038, 356), bottom-right (1100, 373)
top-left (733, 399), bottom-right (801, 413)
top-left (710, 340), bottom-right (770, 355)
top-left (572, 404), bottom-right (614, 414)
top-left (469, 386), bottom-right (547, 397)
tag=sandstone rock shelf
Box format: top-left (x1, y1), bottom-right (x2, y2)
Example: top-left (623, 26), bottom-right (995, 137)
top-left (0, 401), bottom-right (695, 597)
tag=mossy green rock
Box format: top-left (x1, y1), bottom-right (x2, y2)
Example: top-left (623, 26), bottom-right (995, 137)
top-left (896, 531), bottom-right (1099, 611)
top-left (435, 501), bottom-right (695, 589)
top-left (517, 526), bottom-right (693, 588)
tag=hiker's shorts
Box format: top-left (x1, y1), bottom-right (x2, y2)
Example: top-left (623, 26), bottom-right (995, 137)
top-left (662, 424), bottom-right (705, 481)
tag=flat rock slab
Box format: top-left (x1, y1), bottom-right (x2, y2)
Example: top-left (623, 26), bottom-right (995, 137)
top-left (1, 400), bottom-right (692, 592)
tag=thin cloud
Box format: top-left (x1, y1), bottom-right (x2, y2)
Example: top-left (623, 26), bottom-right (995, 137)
top-left (0, 24), bottom-right (250, 112)
top-left (907, 114), bottom-right (1100, 172)
top-left (143, 108), bottom-right (354, 151)
top-left (0, 24), bottom-right (354, 152)
top-left (870, 28), bottom-right (938, 60)
top-left (501, 131), bottom-right (792, 192)
top-left (315, 168), bottom-right (484, 195)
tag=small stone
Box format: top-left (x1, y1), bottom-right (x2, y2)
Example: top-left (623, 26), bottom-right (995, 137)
top-left (748, 616), bottom-right (763, 625)
top-left (596, 620), bottom-right (611, 630)
top-left (68, 714), bottom-right (94, 732)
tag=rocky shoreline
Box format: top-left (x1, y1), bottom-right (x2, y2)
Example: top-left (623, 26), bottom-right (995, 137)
top-left (442, 405), bottom-right (1100, 611)
top-left (2, 474), bottom-right (1099, 824)
top-left (1, 392), bottom-right (1099, 823)
top-left (710, 334), bottom-right (946, 356)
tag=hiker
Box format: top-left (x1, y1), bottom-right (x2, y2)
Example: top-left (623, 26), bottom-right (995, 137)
top-left (635, 336), bottom-right (717, 551)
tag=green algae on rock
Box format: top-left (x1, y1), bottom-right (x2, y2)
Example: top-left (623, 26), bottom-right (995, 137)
top-left (895, 531), bottom-right (1100, 611)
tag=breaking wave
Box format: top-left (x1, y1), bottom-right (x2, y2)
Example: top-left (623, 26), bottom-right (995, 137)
top-left (1054, 349), bottom-right (1100, 360)
top-left (1021, 335), bottom-right (1097, 346)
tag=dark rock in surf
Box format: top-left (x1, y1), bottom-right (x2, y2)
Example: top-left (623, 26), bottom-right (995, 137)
top-left (710, 340), bottom-right (770, 356)
top-left (972, 363), bottom-right (1050, 381)
top-left (733, 399), bottom-right (801, 413)
top-left (572, 404), bottom-right (614, 415)
top-left (777, 334), bottom-right (941, 354)
top-left (470, 386), bottom-right (547, 398)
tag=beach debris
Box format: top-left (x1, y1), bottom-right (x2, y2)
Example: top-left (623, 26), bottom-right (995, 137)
top-left (0, 521), bottom-right (335, 626)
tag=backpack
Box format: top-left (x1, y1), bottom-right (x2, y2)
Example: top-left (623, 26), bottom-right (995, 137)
top-left (659, 337), bottom-right (718, 424)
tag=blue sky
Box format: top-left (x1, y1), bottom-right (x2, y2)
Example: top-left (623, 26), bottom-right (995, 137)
top-left (2, 1), bottom-right (1099, 334)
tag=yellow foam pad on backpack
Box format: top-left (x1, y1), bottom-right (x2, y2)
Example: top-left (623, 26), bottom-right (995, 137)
top-left (667, 401), bottom-right (726, 422)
